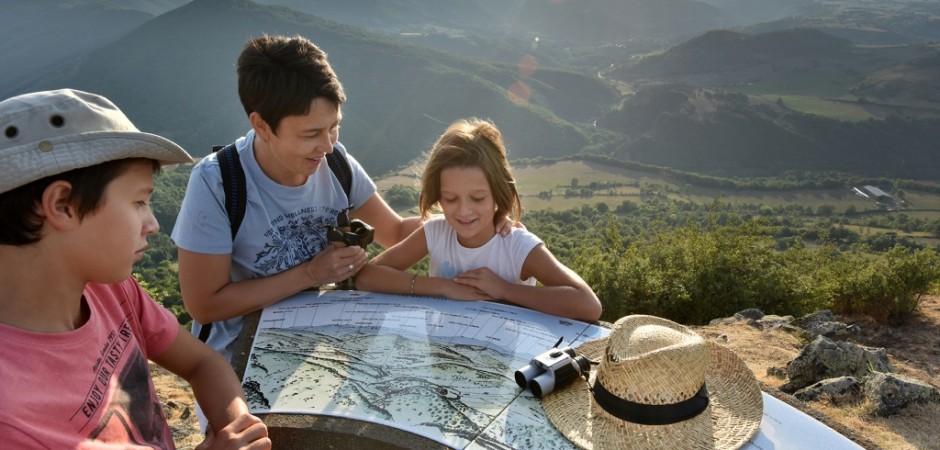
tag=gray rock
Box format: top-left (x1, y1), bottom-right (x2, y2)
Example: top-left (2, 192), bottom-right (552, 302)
top-left (766, 366), bottom-right (788, 379)
top-left (734, 308), bottom-right (765, 321)
top-left (779, 323), bottom-right (815, 342)
top-left (794, 376), bottom-right (863, 405)
top-left (756, 314), bottom-right (795, 331)
top-left (792, 310), bottom-right (859, 340)
top-left (793, 310), bottom-right (836, 328)
top-left (708, 316), bottom-right (737, 326)
top-left (864, 371), bottom-right (940, 417)
top-left (780, 335), bottom-right (891, 393)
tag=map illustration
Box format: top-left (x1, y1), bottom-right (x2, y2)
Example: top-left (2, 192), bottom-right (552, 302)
top-left (241, 290), bottom-right (608, 449)
top-left (242, 290), bottom-right (864, 449)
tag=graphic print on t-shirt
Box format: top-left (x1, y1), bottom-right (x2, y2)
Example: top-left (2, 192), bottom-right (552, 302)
top-left (72, 318), bottom-right (172, 447)
top-left (440, 260), bottom-right (459, 280)
top-left (254, 206), bottom-right (340, 275)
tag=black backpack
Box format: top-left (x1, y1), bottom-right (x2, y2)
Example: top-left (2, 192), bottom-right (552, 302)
top-left (196, 142), bottom-right (353, 342)
top-left (213, 142), bottom-right (353, 239)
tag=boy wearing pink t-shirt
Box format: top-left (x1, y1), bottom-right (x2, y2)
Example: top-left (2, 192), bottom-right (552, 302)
top-left (0, 89), bottom-right (270, 449)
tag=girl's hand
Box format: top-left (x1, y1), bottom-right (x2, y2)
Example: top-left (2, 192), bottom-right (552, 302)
top-left (453, 268), bottom-right (510, 300)
top-left (443, 278), bottom-right (492, 301)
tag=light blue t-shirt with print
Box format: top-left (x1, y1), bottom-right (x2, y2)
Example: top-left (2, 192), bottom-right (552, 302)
top-left (171, 130), bottom-right (376, 361)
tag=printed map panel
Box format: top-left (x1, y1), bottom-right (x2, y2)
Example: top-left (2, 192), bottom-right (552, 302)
top-left (242, 290), bottom-right (864, 449)
top-left (241, 290), bottom-right (608, 448)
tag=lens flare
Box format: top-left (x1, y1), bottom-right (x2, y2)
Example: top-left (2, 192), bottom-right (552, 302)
top-left (518, 54), bottom-right (538, 78)
top-left (508, 81), bottom-right (531, 104)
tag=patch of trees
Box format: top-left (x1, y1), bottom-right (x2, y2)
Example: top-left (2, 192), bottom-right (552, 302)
top-left (572, 216), bottom-right (939, 325)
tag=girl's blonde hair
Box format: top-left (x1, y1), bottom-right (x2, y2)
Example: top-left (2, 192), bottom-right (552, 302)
top-left (419, 118), bottom-right (522, 225)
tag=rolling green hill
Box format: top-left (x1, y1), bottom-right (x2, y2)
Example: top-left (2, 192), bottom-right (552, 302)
top-left (19, 0), bottom-right (618, 176)
top-left (606, 28), bottom-right (935, 96)
top-left (597, 84), bottom-right (940, 179)
top-left (615, 28), bottom-right (854, 77)
top-left (253, 0), bottom-right (511, 34)
top-left (746, 0), bottom-right (940, 45)
top-left (0, 0), bottom-right (186, 97)
top-left (9, 0), bottom-right (940, 183)
top-left (697, 0), bottom-right (822, 24)
top-left (254, 0), bottom-right (766, 46)
top-left (853, 49), bottom-right (940, 105)
top-left (595, 27), bottom-right (940, 180)
top-left (509, 0), bottom-right (733, 43)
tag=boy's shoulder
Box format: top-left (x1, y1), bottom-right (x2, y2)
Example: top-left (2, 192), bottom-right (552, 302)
top-left (85, 277), bottom-right (145, 299)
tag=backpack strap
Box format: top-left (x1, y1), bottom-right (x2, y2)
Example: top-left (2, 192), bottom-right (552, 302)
top-left (326, 146), bottom-right (353, 200)
top-left (197, 143), bottom-right (242, 343)
top-left (215, 143), bottom-right (246, 240)
top-left (216, 144), bottom-right (353, 239)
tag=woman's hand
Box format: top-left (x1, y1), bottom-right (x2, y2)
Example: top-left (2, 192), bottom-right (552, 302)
top-left (494, 217), bottom-right (525, 237)
top-left (302, 244), bottom-right (367, 287)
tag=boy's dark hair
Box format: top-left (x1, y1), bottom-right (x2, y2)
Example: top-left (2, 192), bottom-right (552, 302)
top-left (237, 34), bottom-right (347, 134)
top-left (0, 158), bottom-right (159, 245)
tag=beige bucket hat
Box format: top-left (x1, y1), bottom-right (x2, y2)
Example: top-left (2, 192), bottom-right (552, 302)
top-left (0, 89), bottom-right (192, 194)
top-left (543, 315), bottom-right (763, 450)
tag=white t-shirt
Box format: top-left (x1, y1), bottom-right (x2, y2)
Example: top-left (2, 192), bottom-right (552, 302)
top-left (171, 130), bottom-right (376, 361)
top-left (424, 215), bottom-right (542, 286)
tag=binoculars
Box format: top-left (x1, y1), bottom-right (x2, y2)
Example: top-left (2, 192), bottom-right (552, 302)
top-left (325, 207), bottom-right (374, 249)
top-left (515, 345), bottom-right (592, 398)
top-left (325, 207), bottom-right (374, 290)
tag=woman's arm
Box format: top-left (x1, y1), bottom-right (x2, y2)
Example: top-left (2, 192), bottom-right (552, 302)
top-left (350, 193), bottom-right (423, 248)
top-left (179, 244), bottom-right (366, 324)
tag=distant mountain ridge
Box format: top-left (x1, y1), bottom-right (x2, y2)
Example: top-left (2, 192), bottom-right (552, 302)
top-left (0, 0), bottom-right (179, 97)
top-left (745, 1), bottom-right (940, 45)
top-left (18, 0), bottom-right (617, 175)
top-left (610, 28), bottom-right (856, 85)
top-left (697, 0), bottom-right (822, 24)
top-left (609, 27), bottom-right (940, 102)
top-left (6, 0), bottom-right (940, 181)
top-left (854, 49), bottom-right (940, 105)
top-left (599, 84), bottom-right (940, 179)
top-left (254, 0), bottom-right (774, 44)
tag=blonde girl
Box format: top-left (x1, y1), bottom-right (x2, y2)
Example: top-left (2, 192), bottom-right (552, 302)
top-left (356, 118), bottom-right (601, 321)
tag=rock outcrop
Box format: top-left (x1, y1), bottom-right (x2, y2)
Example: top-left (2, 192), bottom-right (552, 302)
top-left (712, 308), bottom-right (940, 417)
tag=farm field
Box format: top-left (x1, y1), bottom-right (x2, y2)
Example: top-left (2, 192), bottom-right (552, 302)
top-left (377, 159), bottom-right (940, 218)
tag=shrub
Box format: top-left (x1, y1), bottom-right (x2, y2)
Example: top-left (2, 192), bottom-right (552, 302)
top-left (384, 184), bottom-right (419, 210)
top-left (576, 217), bottom-right (814, 324)
top-left (826, 245), bottom-right (940, 321)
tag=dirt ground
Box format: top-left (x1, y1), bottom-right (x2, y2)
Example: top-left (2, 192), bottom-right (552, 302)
top-left (154, 295), bottom-right (940, 450)
top-left (694, 295), bottom-right (940, 450)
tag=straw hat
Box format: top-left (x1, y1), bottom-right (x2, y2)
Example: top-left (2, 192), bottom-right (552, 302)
top-left (543, 315), bottom-right (763, 450)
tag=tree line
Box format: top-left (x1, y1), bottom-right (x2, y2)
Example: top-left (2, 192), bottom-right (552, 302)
top-left (136, 166), bottom-right (940, 329)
